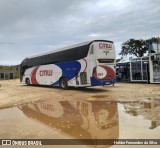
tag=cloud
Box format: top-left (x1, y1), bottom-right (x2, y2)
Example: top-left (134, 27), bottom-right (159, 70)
top-left (0, 0), bottom-right (160, 64)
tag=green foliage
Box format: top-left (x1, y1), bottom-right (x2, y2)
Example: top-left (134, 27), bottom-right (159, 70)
top-left (119, 37), bottom-right (160, 57)
top-left (119, 39), bottom-right (148, 57)
top-left (146, 37), bottom-right (160, 43)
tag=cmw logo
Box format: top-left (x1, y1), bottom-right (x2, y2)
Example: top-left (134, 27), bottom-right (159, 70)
top-left (40, 70), bottom-right (53, 76)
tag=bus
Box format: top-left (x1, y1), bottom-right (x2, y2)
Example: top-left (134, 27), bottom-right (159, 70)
top-left (20, 40), bottom-right (116, 89)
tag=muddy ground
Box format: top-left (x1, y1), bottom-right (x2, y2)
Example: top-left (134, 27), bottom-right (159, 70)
top-left (0, 79), bottom-right (159, 109)
top-left (0, 80), bottom-right (160, 148)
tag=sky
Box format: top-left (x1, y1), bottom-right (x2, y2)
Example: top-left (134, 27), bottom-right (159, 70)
top-left (0, 0), bottom-right (160, 65)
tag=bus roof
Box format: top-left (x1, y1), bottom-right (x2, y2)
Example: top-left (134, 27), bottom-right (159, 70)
top-left (27, 40), bottom-right (113, 59)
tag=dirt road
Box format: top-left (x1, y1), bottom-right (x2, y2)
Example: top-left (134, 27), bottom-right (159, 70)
top-left (0, 80), bottom-right (160, 147)
top-left (0, 79), bottom-right (159, 109)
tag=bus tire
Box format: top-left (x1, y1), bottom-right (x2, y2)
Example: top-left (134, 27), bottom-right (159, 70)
top-left (59, 78), bottom-right (68, 89)
top-left (26, 78), bottom-right (30, 85)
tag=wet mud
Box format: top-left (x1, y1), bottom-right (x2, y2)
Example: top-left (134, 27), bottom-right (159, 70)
top-left (0, 80), bottom-right (160, 147)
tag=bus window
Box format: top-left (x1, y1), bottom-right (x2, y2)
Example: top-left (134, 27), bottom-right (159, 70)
top-left (98, 59), bottom-right (114, 63)
top-left (90, 45), bottom-right (94, 54)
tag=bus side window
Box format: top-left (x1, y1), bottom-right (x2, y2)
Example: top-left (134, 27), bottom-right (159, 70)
top-left (90, 45), bottom-right (94, 54)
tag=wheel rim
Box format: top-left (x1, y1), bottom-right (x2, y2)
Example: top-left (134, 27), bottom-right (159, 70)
top-left (60, 78), bottom-right (68, 89)
top-left (61, 80), bottom-right (66, 88)
top-left (27, 79), bottom-right (30, 85)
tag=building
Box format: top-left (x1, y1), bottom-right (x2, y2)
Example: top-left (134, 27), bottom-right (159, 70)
top-left (0, 65), bottom-right (20, 80)
top-left (116, 41), bottom-right (160, 83)
top-left (148, 42), bottom-right (160, 83)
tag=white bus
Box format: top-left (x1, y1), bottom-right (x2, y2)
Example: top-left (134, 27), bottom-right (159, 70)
top-left (20, 40), bottom-right (116, 89)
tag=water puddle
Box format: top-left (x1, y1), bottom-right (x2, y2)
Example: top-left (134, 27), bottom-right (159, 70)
top-left (0, 98), bottom-right (160, 147)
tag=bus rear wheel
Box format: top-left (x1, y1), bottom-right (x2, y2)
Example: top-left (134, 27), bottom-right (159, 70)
top-left (26, 78), bottom-right (30, 85)
top-left (59, 78), bottom-right (68, 89)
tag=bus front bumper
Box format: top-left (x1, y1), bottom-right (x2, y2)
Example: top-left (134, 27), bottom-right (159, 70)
top-left (91, 77), bottom-right (116, 86)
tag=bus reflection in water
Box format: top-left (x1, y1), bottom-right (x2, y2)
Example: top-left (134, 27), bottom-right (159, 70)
top-left (19, 100), bottom-right (119, 146)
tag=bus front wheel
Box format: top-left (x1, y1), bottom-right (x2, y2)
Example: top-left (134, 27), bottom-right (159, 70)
top-left (59, 78), bottom-right (68, 89)
top-left (26, 78), bottom-right (30, 85)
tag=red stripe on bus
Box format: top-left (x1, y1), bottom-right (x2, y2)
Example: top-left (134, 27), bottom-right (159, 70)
top-left (31, 67), bottom-right (39, 84)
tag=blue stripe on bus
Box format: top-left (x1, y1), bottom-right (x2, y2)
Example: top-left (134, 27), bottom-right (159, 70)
top-left (52, 61), bottom-right (81, 85)
top-left (91, 77), bottom-right (116, 86)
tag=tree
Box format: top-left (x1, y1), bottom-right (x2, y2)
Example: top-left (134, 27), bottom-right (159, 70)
top-left (119, 39), bottom-right (148, 57)
top-left (147, 37), bottom-right (160, 43)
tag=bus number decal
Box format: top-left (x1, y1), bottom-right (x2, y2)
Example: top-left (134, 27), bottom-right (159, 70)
top-left (97, 73), bottom-right (103, 77)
